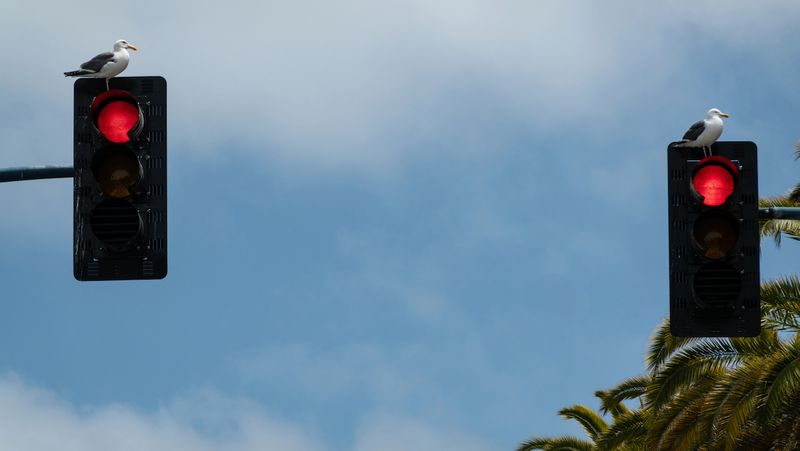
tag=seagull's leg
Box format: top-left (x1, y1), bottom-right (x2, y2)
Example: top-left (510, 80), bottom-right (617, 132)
top-left (105, 78), bottom-right (110, 91)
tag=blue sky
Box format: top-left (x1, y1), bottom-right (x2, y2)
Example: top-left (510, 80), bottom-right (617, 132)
top-left (1, 1), bottom-right (800, 449)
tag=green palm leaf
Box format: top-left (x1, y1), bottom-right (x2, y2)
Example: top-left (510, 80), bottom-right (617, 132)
top-left (760, 276), bottom-right (800, 330)
top-left (703, 361), bottom-right (765, 450)
top-left (595, 376), bottom-right (648, 418)
top-left (558, 404), bottom-right (608, 441)
top-left (647, 340), bottom-right (739, 411)
top-left (789, 182), bottom-right (800, 203)
top-left (759, 341), bottom-right (800, 426)
top-left (646, 371), bottom-right (719, 450)
top-left (646, 318), bottom-right (696, 374)
top-left (594, 389), bottom-right (629, 419)
top-left (595, 409), bottom-right (647, 451)
top-left (517, 436), bottom-right (595, 451)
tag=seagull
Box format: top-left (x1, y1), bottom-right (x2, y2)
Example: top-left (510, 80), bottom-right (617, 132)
top-left (673, 108), bottom-right (729, 157)
top-left (64, 40), bottom-right (138, 91)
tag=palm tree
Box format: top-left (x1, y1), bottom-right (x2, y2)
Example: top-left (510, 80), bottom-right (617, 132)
top-left (517, 381), bottom-right (650, 451)
top-left (520, 143), bottom-right (800, 451)
top-left (522, 276), bottom-right (800, 451)
top-left (641, 276), bottom-right (800, 450)
top-left (516, 402), bottom-right (611, 451)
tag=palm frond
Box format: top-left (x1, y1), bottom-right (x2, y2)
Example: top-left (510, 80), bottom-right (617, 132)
top-left (766, 391), bottom-right (800, 446)
top-left (703, 361), bottom-right (766, 450)
top-left (647, 339), bottom-right (739, 411)
top-left (761, 275), bottom-right (800, 330)
top-left (789, 182), bottom-right (800, 203)
top-left (759, 341), bottom-right (800, 426)
top-left (646, 372), bottom-right (719, 450)
top-left (595, 376), bottom-right (649, 417)
top-left (760, 219), bottom-right (800, 247)
top-left (729, 327), bottom-right (782, 357)
top-left (653, 391), bottom-right (707, 450)
top-left (517, 436), bottom-right (595, 451)
top-left (646, 318), bottom-right (696, 374)
top-left (794, 140), bottom-right (800, 161)
top-left (595, 409), bottom-right (647, 451)
top-left (595, 389), bottom-right (629, 419)
top-left (760, 195), bottom-right (799, 208)
top-left (730, 419), bottom-right (773, 450)
top-left (558, 404), bottom-right (608, 441)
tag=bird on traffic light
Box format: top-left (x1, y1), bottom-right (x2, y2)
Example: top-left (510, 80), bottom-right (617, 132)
top-left (673, 108), bottom-right (729, 157)
top-left (64, 40), bottom-right (138, 91)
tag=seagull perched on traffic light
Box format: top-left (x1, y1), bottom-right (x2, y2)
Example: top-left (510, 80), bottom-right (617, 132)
top-left (673, 108), bottom-right (729, 157)
top-left (64, 40), bottom-right (138, 91)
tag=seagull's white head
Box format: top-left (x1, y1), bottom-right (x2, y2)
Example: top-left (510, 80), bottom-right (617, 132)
top-left (707, 108), bottom-right (729, 119)
top-left (113, 39), bottom-right (138, 52)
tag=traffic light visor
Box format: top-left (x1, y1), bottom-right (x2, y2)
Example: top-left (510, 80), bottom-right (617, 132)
top-left (91, 90), bottom-right (143, 143)
top-left (691, 157), bottom-right (738, 206)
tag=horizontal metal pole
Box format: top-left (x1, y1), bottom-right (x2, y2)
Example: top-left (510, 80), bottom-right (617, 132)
top-left (759, 207), bottom-right (800, 220)
top-left (0, 166), bottom-right (73, 183)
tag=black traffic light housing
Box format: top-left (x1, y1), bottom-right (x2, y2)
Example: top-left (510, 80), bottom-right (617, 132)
top-left (73, 76), bottom-right (167, 281)
top-left (668, 141), bottom-right (759, 337)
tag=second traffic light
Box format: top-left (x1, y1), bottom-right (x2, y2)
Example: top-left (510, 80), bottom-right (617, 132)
top-left (73, 76), bottom-right (167, 281)
top-left (668, 141), bottom-right (759, 337)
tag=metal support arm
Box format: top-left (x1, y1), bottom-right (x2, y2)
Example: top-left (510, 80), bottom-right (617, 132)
top-left (0, 166), bottom-right (74, 183)
top-left (759, 207), bottom-right (800, 220)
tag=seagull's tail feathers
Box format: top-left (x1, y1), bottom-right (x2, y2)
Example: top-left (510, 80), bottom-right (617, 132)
top-left (64, 70), bottom-right (94, 77)
top-left (671, 140), bottom-right (689, 148)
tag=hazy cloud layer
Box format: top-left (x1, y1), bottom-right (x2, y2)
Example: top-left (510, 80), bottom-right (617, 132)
top-left (2, 0), bottom-right (798, 171)
top-left (0, 374), bottom-right (494, 451)
top-left (0, 374), bottom-right (325, 451)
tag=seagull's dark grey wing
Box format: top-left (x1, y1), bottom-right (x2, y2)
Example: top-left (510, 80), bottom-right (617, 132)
top-left (79, 52), bottom-right (115, 72)
top-left (682, 120), bottom-right (705, 141)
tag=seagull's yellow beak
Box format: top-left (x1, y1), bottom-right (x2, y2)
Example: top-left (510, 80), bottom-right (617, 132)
top-left (127, 44), bottom-right (138, 51)
top-left (720, 112), bottom-right (729, 118)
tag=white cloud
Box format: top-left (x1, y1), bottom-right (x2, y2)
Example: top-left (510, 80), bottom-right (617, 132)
top-left (2, 0), bottom-right (798, 173)
top-left (0, 373), bottom-right (498, 451)
top-left (0, 374), bottom-right (326, 451)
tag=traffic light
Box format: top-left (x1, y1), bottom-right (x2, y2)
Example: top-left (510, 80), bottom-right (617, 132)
top-left (73, 77), bottom-right (167, 281)
top-left (668, 141), bottom-right (759, 337)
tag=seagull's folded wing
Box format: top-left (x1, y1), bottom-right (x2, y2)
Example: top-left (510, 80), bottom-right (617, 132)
top-left (80, 52), bottom-right (115, 72)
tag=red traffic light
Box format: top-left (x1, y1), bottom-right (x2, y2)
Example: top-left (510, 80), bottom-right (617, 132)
top-left (691, 156), bottom-right (739, 206)
top-left (91, 90), bottom-right (143, 143)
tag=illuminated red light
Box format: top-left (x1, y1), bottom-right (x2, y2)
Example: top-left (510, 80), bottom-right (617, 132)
top-left (692, 157), bottom-right (738, 206)
top-left (91, 89), bottom-right (142, 144)
top-left (97, 101), bottom-right (139, 143)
